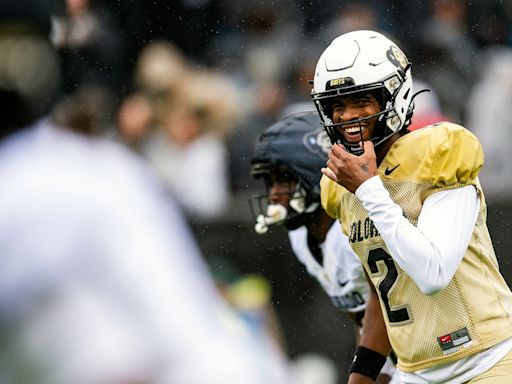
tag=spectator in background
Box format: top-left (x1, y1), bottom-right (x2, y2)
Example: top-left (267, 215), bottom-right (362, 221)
top-left (468, 0), bottom-right (511, 48)
top-left (226, 79), bottom-right (288, 196)
top-left (132, 40), bottom-right (189, 106)
top-left (51, 0), bottom-right (124, 93)
top-left (0, 7), bottom-right (292, 384)
top-left (108, 0), bottom-right (226, 67)
top-left (415, 0), bottom-right (478, 122)
top-left (116, 92), bottom-right (154, 150)
top-left (467, 47), bottom-right (512, 203)
top-left (279, 42), bottom-right (320, 119)
top-left (116, 40), bottom-right (243, 220)
top-left (140, 69), bottom-right (242, 220)
top-left (115, 41), bottom-right (189, 151)
top-left (210, 3), bottom-right (303, 196)
top-left (408, 79), bottom-right (451, 131)
top-left (317, 0), bottom-right (380, 45)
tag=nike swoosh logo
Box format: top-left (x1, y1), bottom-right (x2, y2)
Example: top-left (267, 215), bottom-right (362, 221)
top-left (384, 164), bottom-right (400, 175)
top-left (338, 279), bottom-right (349, 287)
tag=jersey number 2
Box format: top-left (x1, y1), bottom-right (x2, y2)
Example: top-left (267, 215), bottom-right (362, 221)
top-left (368, 248), bottom-right (410, 323)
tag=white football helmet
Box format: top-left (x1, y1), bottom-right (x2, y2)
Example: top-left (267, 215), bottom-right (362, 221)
top-left (311, 30), bottom-right (414, 154)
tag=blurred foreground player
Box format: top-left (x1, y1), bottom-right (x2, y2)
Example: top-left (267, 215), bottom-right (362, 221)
top-left (0, 6), bottom-right (291, 384)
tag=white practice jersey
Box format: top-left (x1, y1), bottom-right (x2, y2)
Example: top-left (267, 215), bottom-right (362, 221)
top-left (288, 221), bottom-right (370, 313)
top-left (0, 120), bottom-right (291, 384)
top-left (289, 222), bottom-right (400, 383)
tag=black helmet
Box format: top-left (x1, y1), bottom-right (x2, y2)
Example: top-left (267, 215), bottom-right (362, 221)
top-left (250, 111), bottom-right (331, 233)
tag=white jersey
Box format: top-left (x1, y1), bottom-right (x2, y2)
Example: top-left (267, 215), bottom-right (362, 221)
top-left (0, 120), bottom-right (291, 384)
top-left (288, 221), bottom-right (399, 383)
top-left (288, 221), bottom-right (370, 313)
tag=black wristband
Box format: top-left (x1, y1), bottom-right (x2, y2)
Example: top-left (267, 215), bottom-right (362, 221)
top-left (349, 345), bottom-right (387, 380)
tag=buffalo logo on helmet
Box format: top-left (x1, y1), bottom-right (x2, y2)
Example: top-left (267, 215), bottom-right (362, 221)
top-left (386, 45), bottom-right (409, 71)
top-left (303, 129), bottom-right (331, 159)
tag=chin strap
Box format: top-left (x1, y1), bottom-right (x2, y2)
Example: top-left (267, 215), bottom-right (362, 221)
top-left (254, 204), bottom-right (288, 234)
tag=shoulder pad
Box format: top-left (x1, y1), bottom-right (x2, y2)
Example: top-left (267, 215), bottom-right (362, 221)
top-left (429, 123), bottom-right (483, 186)
top-left (386, 122), bottom-right (483, 187)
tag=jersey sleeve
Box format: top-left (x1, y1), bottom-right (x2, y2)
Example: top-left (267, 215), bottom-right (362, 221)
top-left (426, 123), bottom-right (484, 196)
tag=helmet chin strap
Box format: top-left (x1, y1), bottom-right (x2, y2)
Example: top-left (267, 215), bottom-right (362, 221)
top-left (342, 120), bottom-right (366, 156)
top-left (335, 109), bottom-right (400, 156)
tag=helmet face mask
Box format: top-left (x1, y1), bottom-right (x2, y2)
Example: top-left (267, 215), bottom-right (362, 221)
top-left (311, 30), bottom-right (414, 155)
top-left (250, 165), bottom-right (318, 232)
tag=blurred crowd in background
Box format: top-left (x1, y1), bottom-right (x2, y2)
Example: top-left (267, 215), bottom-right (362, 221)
top-left (4, 0), bottom-right (510, 216)
top-left (43, 0), bottom-right (512, 211)
top-left (1, 1), bottom-right (512, 383)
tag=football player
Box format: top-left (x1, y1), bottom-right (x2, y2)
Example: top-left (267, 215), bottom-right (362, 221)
top-left (0, 7), bottom-right (292, 384)
top-left (314, 30), bottom-right (512, 383)
top-left (250, 111), bottom-right (398, 383)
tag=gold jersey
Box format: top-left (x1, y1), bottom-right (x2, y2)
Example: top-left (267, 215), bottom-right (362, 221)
top-left (321, 122), bottom-right (512, 372)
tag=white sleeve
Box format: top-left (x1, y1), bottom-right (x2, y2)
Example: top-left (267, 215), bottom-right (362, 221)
top-left (355, 176), bottom-right (479, 295)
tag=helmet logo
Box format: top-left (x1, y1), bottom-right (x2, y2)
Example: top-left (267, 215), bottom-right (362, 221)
top-left (330, 78), bottom-right (345, 86)
top-left (304, 129), bottom-right (331, 158)
top-left (326, 77), bottom-right (355, 90)
top-left (387, 46), bottom-right (408, 71)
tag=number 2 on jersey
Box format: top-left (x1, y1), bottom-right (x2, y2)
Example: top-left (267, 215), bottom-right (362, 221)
top-left (368, 248), bottom-right (411, 324)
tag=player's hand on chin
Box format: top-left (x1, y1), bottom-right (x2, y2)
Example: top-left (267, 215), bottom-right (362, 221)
top-left (321, 141), bottom-right (378, 193)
